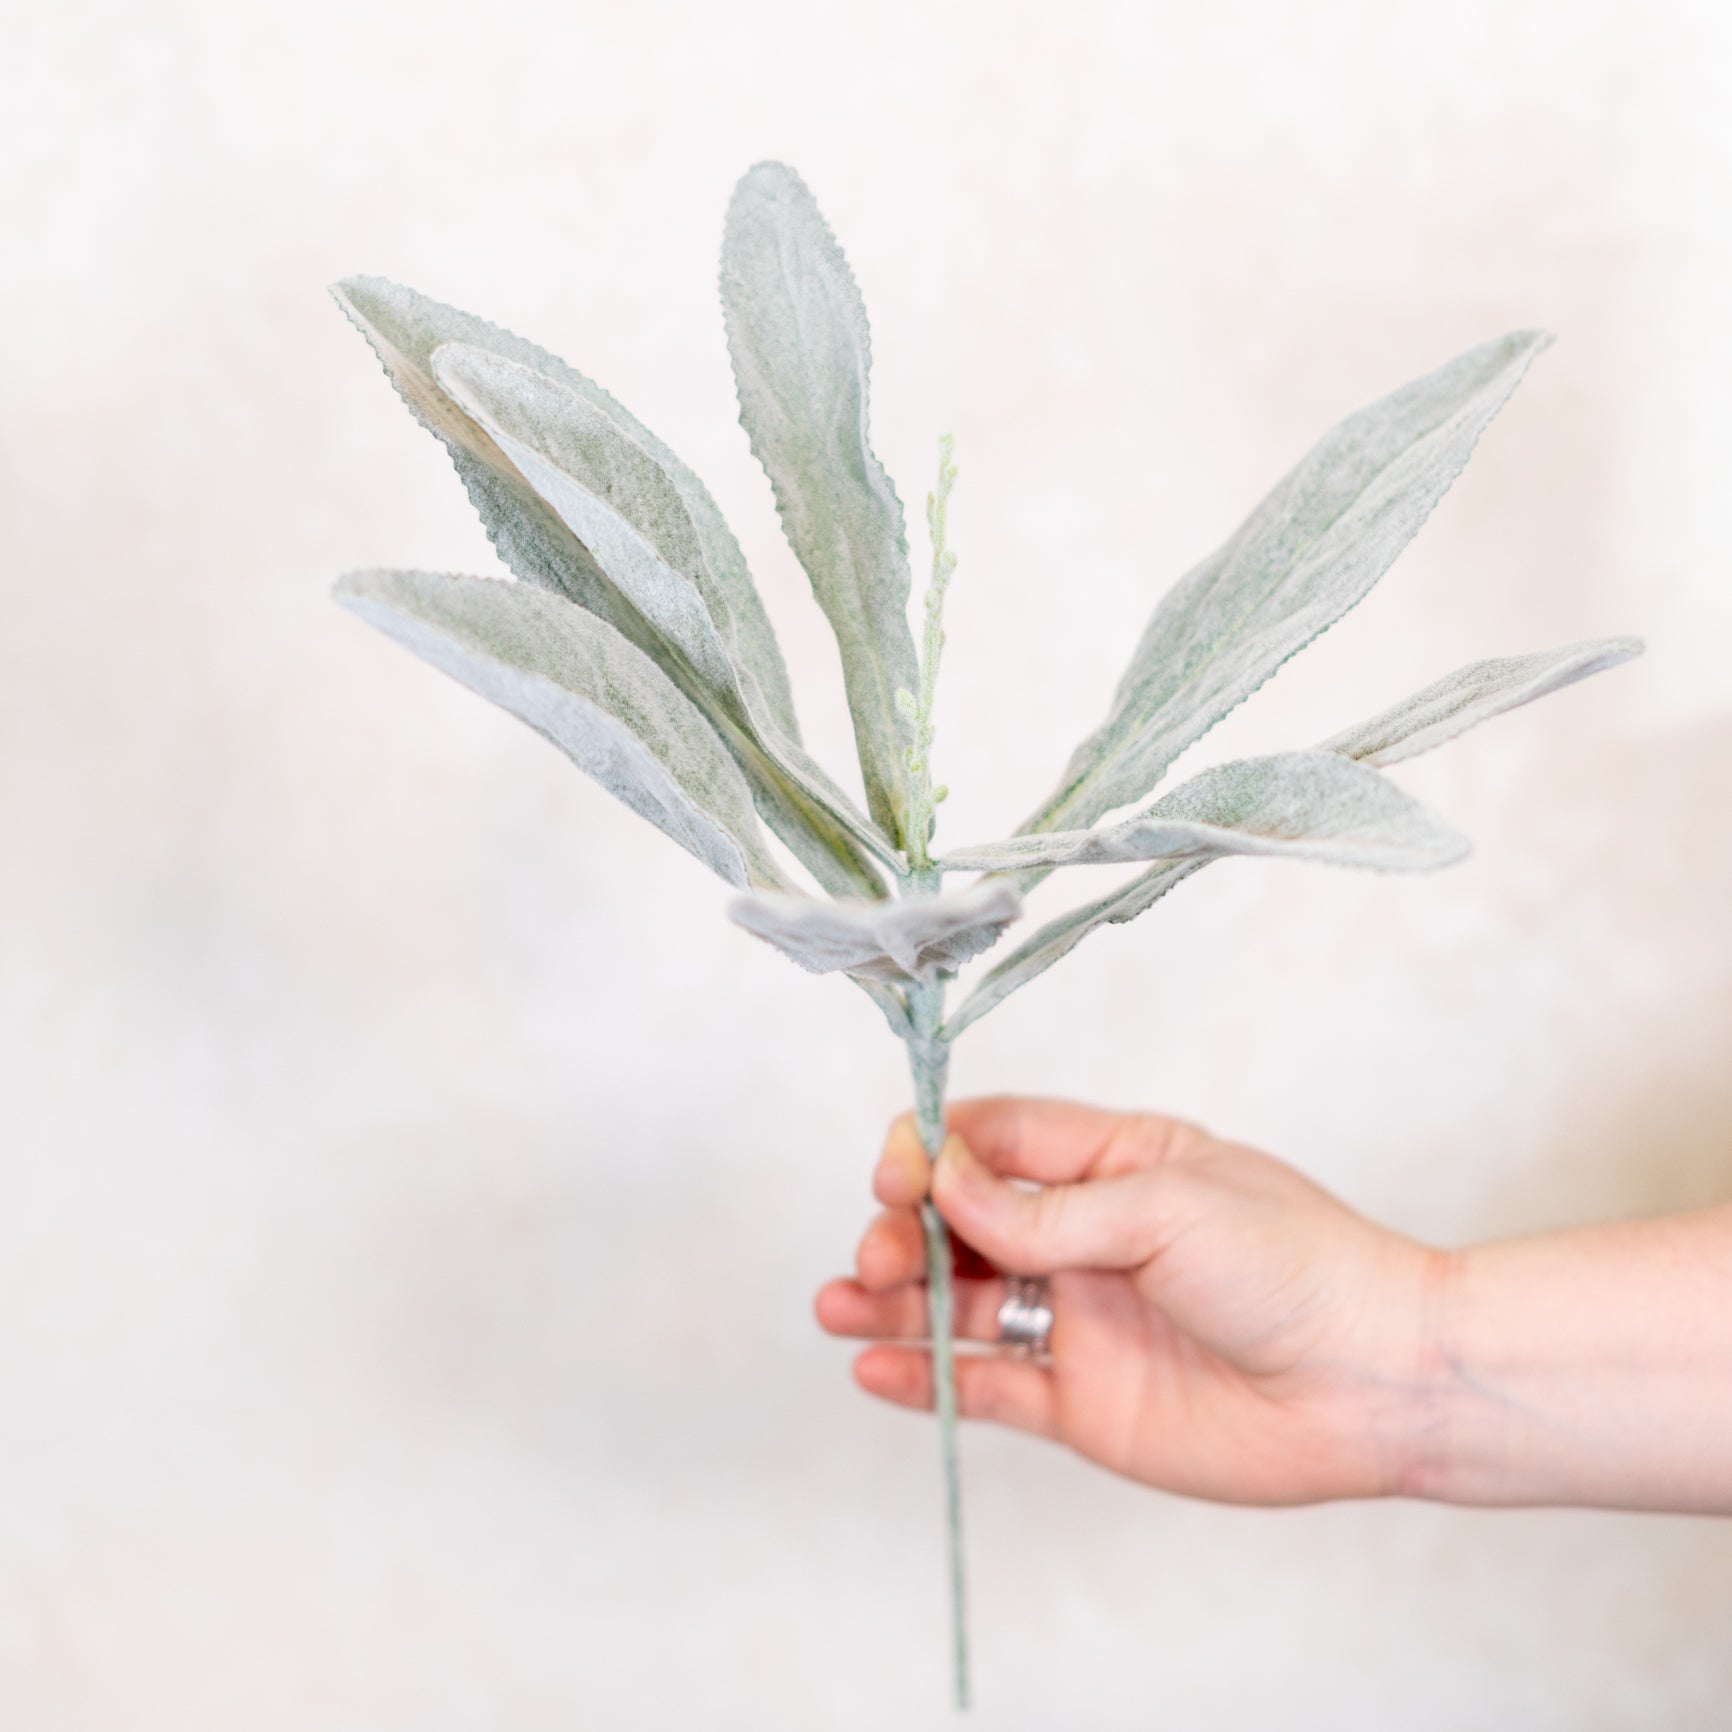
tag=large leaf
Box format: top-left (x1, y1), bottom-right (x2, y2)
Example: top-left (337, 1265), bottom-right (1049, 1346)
top-left (1320, 636), bottom-right (1643, 767)
top-left (429, 344), bottom-right (900, 878)
top-left (940, 752), bottom-right (1467, 874)
top-left (730, 881), bottom-right (1023, 985)
top-left (334, 278), bottom-right (885, 899)
top-left (331, 275), bottom-right (799, 736)
top-left (945, 861), bottom-right (1202, 1039)
top-left (1020, 330), bottom-right (1553, 837)
top-left (945, 753), bottom-right (1467, 1036)
top-left (336, 570), bottom-right (789, 891)
top-left (720, 162), bottom-right (921, 847)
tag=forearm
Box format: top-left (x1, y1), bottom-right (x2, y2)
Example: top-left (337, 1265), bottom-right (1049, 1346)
top-left (1402, 1205), bottom-right (1732, 1511)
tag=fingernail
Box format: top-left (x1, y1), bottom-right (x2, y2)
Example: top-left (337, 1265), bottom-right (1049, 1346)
top-left (935, 1133), bottom-right (980, 1197)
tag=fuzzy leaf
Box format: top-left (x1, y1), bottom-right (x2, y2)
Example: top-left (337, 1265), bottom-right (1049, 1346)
top-left (945, 752), bottom-right (1468, 1034)
top-left (336, 570), bottom-right (789, 891)
top-left (429, 344), bottom-right (901, 881)
top-left (333, 280), bottom-right (887, 899)
top-left (941, 751), bottom-right (1468, 874)
top-left (946, 861), bottom-right (1202, 1039)
top-left (1320, 636), bottom-right (1644, 767)
top-left (331, 275), bottom-right (799, 737)
top-left (1021, 330), bottom-right (1553, 837)
top-left (730, 881), bottom-right (1023, 985)
top-left (721, 162), bottom-right (921, 847)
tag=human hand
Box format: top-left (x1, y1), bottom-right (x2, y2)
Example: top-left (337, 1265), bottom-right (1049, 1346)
top-left (815, 1098), bottom-right (1447, 1505)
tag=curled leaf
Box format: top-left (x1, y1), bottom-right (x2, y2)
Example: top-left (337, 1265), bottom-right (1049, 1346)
top-left (730, 881), bottom-right (1023, 984)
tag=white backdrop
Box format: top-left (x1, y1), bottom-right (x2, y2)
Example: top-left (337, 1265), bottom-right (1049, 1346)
top-left (6, 2), bottom-right (1732, 1726)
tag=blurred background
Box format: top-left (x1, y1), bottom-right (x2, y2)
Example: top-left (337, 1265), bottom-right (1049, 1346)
top-left (5, 1), bottom-right (1732, 1725)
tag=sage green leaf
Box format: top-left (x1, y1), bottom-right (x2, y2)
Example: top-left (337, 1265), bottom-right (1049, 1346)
top-left (1320, 636), bottom-right (1644, 767)
top-left (336, 570), bottom-right (790, 891)
top-left (945, 752), bottom-right (1467, 1034)
top-left (945, 861), bottom-right (1202, 1039)
top-left (940, 751), bottom-right (1468, 874)
top-left (730, 881), bottom-right (1023, 985)
top-left (1021, 330), bottom-right (1554, 837)
top-left (721, 162), bottom-right (921, 847)
top-left (428, 343), bottom-right (901, 878)
top-left (334, 279), bottom-right (886, 899)
top-left (332, 275), bottom-right (799, 737)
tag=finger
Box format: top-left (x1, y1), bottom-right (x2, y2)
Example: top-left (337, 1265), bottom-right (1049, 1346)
top-left (855, 1207), bottom-right (926, 1291)
top-left (853, 1345), bottom-right (1058, 1439)
top-left (933, 1133), bottom-right (1187, 1276)
top-left (873, 1114), bottom-right (933, 1207)
top-left (815, 1275), bottom-right (1008, 1342)
top-left (945, 1096), bottom-right (1200, 1184)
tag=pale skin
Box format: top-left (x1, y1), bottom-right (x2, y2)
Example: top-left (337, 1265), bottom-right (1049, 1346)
top-left (814, 1097), bottom-right (1732, 1512)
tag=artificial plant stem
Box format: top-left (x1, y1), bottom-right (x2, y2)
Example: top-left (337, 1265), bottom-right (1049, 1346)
top-left (905, 966), bottom-right (968, 1711)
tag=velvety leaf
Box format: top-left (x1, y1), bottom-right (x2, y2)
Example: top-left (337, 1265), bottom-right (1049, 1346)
top-left (945, 861), bottom-right (1202, 1039)
top-left (332, 275), bottom-right (799, 737)
top-left (729, 881), bottom-right (1023, 985)
top-left (1021, 330), bottom-right (1553, 837)
top-left (944, 753), bottom-right (1467, 1034)
top-left (940, 751), bottom-right (1467, 874)
top-left (1320, 636), bottom-right (1644, 767)
top-left (336, 570), bottom-right (789, 891)
top-left (334, 280), bottom-right (887, 899)
top-left (429, 344), bottom-right (901, 881)
top-left (721, 162), bottom-right (921, 847)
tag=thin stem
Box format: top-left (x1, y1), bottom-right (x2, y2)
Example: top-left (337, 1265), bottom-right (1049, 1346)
top-left (905, 973), bottom-right (968, 1710)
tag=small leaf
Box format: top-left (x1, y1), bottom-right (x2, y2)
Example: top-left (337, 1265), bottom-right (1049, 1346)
top-left (336, 570), bottom-right (790, 891)
top-left (1020, 330), bottom-right (1553, 838)
top-left (851, 977), bottom-right (914, 1040)
top-left (1320, 636), bottom-right (1644, 767)
top-left (940, 751), bottom-right (1468, 874)
top-left (721, 162), bottom-right (922, 848)
top-left (945, 861), bottom-right (1201, 1039)
top-left (730, 881), bottom-right (1023, 984)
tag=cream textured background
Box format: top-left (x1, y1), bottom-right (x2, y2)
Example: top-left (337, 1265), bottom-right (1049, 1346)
top-left (5, 2), bottom-right (1732, 1726)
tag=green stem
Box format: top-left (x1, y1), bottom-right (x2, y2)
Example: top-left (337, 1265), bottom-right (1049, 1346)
top-left (905, 969), bottom-right (968, 1711)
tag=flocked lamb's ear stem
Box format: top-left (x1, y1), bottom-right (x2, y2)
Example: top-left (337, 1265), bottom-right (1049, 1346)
top-left (903, 973), bottom-right (969, 1712)
top-left (721, 163), bottom-right (923, 850)
top-left (1019, 329), bottom-right (1554, 844)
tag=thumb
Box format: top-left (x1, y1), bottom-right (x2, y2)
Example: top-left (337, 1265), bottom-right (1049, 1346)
top-left (932, 1133), bottom-right (1179, 1276)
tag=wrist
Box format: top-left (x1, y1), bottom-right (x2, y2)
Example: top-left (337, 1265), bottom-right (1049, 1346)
top-left (1382, 1242), bottom-right (1484, 1502)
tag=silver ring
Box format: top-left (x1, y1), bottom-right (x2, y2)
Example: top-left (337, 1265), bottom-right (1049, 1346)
top-left (996, 1276), bottom-right (1053, 1357)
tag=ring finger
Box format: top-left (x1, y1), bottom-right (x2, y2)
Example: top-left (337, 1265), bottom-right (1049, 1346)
top-left (815, 1275), bottom-right (1010, 1343)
